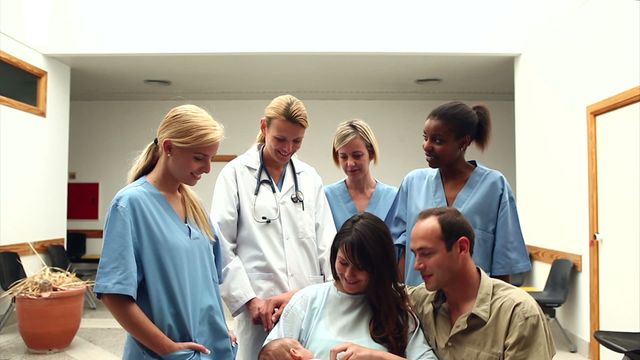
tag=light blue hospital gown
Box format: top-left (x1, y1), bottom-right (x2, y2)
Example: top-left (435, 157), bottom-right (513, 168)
top-left (324, 179), bottom-right (398, 230)
top-left (94, 177), bottom-right (235, 360)
top-left (386, 161), bottom-right (531, 286)
top-left (264, 282), bottom-right (438, 359)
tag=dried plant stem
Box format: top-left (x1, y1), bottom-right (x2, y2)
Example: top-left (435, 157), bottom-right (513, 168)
top-left (0, 245), bottom-right (93, 299)
top-left (27, 242), bottom-right (47, 267)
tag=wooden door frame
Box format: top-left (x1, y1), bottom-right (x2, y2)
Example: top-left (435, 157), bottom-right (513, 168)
top-left (587, 86), bottom-right (640, 360)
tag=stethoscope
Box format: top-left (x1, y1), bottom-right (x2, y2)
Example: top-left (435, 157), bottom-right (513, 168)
top-left (252, 146), bottom-right (304, 224)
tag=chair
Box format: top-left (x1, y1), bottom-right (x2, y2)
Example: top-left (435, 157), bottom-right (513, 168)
top-left (47, 244), bottom-right (97, 309)
top-left (594, 330), bottom-right (640, 360)
top-left (0, 251), bottom-right (27, 333)
top-left (527, 258), bottom-right (577, 353)
top-left (66, 231), bottom-right (99, 264)
top-left (509, 271), bottom-right (528, 287)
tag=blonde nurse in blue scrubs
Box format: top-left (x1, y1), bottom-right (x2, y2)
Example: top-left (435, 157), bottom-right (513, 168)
top-left (324, 119), bottom-right (397, 230)
top-left (95, 105), bottom-right (236, 359)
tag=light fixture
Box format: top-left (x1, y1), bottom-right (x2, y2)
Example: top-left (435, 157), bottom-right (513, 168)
top-left (143, 79), bottom-right (172, 86)
top-left (414, 78), bottom-right (442, 85)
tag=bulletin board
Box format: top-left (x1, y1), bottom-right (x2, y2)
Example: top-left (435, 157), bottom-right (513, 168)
top-left (67, 182), bottom-right (99, 219)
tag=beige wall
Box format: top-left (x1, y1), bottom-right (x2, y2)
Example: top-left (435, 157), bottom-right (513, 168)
top-left (514, 0), bottom-right (640, 350)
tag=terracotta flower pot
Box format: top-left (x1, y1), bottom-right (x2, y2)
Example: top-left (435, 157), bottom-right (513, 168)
top-left (15, 286), bottom-right (86, 353)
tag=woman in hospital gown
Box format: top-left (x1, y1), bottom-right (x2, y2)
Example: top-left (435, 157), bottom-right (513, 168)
top-left (94, 105), bottom-right (235, 359)
top-left (386, 101), bottom-right (531, 286)
top-left (324, 119), bottom-right (397, 230)
top-left (264, 213), bottom-right (437, 360)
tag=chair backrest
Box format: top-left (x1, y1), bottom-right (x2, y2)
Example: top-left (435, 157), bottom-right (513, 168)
top-left (510, 272), bottom-right (527, 287)
top-left (47, 245), bottom-right (71, 271)
top-left (543, 258), bottom-right (574, 303)
top-left (66, 232), bottom-right (87, 260)
top-left (0, 251), bottom-right (27, 291)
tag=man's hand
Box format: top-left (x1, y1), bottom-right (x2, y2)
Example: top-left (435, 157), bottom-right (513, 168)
top-left (262, 290), bottom-right (298, 330)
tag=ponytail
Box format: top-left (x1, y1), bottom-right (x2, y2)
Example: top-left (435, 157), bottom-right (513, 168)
top-left (127, 141), bottom-right (161, 183)
top-left (472, 104), bottom-right (492, 151)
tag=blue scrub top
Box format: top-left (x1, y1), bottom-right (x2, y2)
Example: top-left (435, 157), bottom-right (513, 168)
top-left (385, 162), bottom-right (531, 286)
top-left (95, 177), bottom-right (235, 360)
top-left (324, 179), bottom-right (398, 230)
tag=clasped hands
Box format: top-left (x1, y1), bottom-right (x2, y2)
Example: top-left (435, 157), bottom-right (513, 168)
top-left (246, 290), bottom-right (296, 332)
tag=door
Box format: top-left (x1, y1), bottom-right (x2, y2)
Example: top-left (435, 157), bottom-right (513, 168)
top-left (588, 86), bottom-right (640, 360)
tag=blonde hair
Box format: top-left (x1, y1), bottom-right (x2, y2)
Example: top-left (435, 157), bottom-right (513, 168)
top-left (256, 94), bottom-right (309, 143)
top-left (332, 119), bottom-right (380, 165)
top-left (127, 104), bottom-right (224, 240)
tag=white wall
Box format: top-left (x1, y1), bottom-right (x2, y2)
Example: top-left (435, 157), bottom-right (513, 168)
top-left (0, 32), bottom-right (70, 320)
top-left (1, 0), bottom-right (526, 55)
top-left (68, 99), bottom-right (515, 254)
top-left (0, 34), bottom-right (70, 245)
top-left (515, 0), bottom-right (640, 350)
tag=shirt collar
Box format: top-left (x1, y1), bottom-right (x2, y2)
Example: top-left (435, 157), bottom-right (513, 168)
top-left (430, 267), bottom-right (492, 324)
top-left (470, 267), bottom-right (492, 323)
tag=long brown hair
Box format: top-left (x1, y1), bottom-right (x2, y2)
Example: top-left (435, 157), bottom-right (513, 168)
top-left (330, 213), bottom-right (412, 356)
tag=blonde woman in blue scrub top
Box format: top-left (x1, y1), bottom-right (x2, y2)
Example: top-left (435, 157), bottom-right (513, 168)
top-left (385, 101), bottom-right (531, 286)
top-left (324, 119), bottom-right (398, 230)
top-left (211, 95), bottom-right (336, 360)
top-left (95, 105), bottom-right (236, 359)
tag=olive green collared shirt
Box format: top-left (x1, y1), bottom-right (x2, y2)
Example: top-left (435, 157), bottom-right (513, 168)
top-left (408, 269), bottom-right (555, 360)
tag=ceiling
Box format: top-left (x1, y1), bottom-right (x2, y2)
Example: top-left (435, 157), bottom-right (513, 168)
top-left (56, 53), bottom-right (515, 101)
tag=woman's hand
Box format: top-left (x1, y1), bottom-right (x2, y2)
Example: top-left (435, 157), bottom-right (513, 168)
top-left (246, 297), bottom-right (266, 327)
top-left (330, 342), bottom-right (406, 360)
top-left (163, 341), bottom-right (210, 356)
top-left (330, 343), bottom-right (373, 360)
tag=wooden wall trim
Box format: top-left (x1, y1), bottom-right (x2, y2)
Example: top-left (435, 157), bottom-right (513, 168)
top-left (527, 244), bottom-right (582, 272)
top-left (68, 229), bottom-right (103, 238)
top-left (212, 154), bottom-right (236, 162)
top-left (0, 238), bottom-right (64, 256)
top-left (586, 86), bottom-right (639, 360)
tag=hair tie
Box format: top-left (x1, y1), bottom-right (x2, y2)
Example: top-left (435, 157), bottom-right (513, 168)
top-left (153, 138), bottom-right (158, 146)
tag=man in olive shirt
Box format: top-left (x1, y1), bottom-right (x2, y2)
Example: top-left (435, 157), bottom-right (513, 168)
top-left (407, 207), bottom-right (555, 360)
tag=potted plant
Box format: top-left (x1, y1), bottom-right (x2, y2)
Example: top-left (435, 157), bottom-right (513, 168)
top-left (0, 245), bottom-right (90, 353)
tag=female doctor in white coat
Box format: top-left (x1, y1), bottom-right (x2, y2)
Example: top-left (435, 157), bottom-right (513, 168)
top-left (211, 94), bottom-right (336, 360)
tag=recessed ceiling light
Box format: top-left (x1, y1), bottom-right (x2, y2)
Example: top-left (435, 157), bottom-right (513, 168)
top-left (143, 79), bottom-right (172, 86)
top-left (414, 78), bottom-right (442, 85)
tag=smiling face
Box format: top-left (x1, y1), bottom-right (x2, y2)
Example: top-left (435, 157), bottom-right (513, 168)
top-left (410, 216), bottom-right (460, 291)
top-left (334, 248), bottom-right (370, 295)
top-left (261, 118), bottom-right (306, 167)
top-left (337, 136), bottom-right (372, 182)
top-left (166, 142), bottom-right (219, 186)
top-left (422, 118), bottom-right (469, 169)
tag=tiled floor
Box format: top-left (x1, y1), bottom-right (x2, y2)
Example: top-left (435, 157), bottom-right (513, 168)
top-left (0, 301), bottom-right (590, 360)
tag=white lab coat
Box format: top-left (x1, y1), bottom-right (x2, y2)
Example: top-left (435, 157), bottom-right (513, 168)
top-left (211, 144), bottom-right (336, 359)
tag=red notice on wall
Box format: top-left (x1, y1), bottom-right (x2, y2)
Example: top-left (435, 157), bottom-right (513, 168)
top-left (67, 183), bottom-right (99, 220)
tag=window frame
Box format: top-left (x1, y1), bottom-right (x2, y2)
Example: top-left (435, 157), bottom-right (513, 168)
top-left (0, 50), bottom-right (48, 117)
